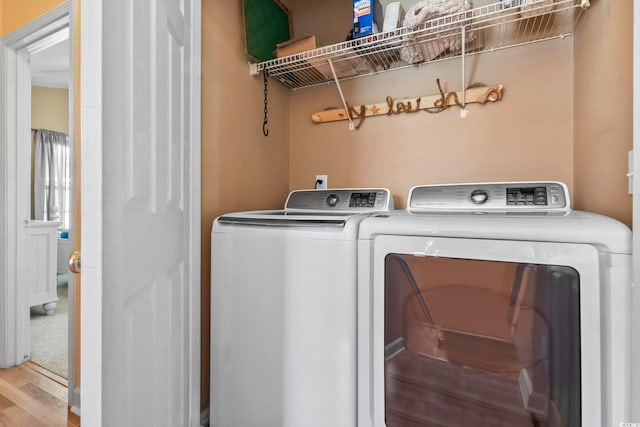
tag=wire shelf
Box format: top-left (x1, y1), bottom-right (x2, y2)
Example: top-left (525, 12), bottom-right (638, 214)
top-left (249, 0), bottom-right (589, 90)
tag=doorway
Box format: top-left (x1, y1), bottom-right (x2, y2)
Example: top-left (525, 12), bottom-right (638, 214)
top-left (0, 1), bottom-right (79, 413)
top-left (29, 30), bottom-right (71, 383)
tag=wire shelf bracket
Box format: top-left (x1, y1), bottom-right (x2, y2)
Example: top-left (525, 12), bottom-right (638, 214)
top-left (460, 25), bottom-right (470, 119)
top-left (327, 58), bottom-right (355, 130)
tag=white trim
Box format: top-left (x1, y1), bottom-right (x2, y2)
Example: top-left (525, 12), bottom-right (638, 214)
top-left (0, 40), bottom-right (19, 368)
top-left (80, 0), bottom-right (103, 423)
top-left (66, 1), bottom-right (79, 410)
top-left (189, 0), bottom-right (203, 425)
top-left (25, 27), bottom-right (69, 56)
top-left (70, 386), bottom-right (81, 416)
top-left (1, 47), bottom-right (25, 369)
top-left (15, 49), bottom-right (31, 366)
top-left (0, 36), bottom-right (5, 367)
top-left (632, 0), bottom-right (640, 419)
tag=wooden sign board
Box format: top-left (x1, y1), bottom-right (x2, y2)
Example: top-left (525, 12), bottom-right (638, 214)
top-left (243, 0), bottom-right (292, 62)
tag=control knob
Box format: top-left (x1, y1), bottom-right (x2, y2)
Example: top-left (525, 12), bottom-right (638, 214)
top-left (470, 189), bottom-right (489, 204)
top-left (326, 194), bottom-right (340, 207)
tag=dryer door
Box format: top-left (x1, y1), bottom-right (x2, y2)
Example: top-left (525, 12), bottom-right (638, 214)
top-left (358, 236), bottom-right (630, 427)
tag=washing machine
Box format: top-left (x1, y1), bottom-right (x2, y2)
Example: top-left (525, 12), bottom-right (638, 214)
top-left (357, 182), bottom-right (632, 427)
top-left (210, 188), bottom-right (393, 427)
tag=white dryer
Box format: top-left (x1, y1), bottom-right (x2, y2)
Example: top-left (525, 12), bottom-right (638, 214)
top-left (357, 182), bottom-right (632, 427)
top-left (210, 188), bottom-right (393, 427)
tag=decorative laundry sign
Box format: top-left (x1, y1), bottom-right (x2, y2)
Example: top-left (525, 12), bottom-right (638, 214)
top-left (311, 79), bottom-right (503, 130)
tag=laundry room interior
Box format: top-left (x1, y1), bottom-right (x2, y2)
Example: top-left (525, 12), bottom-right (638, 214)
top-left (201, 0), bottom-right (632, 412)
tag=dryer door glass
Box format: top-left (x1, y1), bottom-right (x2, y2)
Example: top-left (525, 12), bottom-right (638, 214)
top-left (384, 254), bottom-right (581, 427)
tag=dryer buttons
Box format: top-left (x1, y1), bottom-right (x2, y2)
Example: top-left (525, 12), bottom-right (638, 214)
top-left (470, 189), bottom-right (489, 204)
top-left (506, 187), bottom-right (548, 206)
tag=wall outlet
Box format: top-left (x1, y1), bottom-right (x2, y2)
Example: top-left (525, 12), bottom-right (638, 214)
top-left (315, 175), bottom-right (328, 190)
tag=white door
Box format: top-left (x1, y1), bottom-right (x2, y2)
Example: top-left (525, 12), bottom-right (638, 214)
top-left (80, 0), bottom-right (201, 426)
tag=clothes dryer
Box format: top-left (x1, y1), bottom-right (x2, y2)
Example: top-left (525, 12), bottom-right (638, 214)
top-left (357, 182), bottom-right (632, 427)
top-left (211, 188), bottom-right (393, 427)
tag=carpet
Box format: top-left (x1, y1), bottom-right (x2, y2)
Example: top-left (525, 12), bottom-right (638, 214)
top-left (30, 276), bottom-right (68, 379)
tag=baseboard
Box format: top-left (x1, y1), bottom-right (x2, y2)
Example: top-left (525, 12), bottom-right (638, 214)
top-left (70, 386), bottom-right (81, 416)
top-left (200, 408), bottom-right (209, 427)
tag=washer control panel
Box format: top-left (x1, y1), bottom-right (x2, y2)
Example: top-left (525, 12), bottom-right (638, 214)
top-left (408, 182), bottom-right (570, 213)
top-left (285, 189), bottom-right (393, 213)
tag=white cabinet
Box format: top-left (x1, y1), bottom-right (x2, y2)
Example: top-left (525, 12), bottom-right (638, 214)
top-left (29, 221), bottom-right (60, 315)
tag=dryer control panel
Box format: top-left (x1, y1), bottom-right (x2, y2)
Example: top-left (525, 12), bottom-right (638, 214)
top-left (285, 189), bottom-right (393, 213)
top-left (408, 182), bottom-right (570, 213)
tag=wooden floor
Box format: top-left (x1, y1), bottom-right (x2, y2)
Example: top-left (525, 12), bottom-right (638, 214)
top-left (0, 362), bottom-right (80, 427)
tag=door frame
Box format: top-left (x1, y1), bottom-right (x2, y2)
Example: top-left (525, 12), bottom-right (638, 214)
top-left (0, 0), bottom-right (80, 411)
top-left (633, 0), bottom-right (640, 418)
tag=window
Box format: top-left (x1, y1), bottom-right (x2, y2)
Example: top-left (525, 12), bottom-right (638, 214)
top-left (42, 141), bottom-right (71, 229)
top-left (34, 129), bottom-right (70, 229)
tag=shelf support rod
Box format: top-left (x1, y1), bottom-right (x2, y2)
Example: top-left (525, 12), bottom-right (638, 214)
top-left (460, 25), bottom-right (470, 118)
top-left (327, 59), bottom-right (355, 130)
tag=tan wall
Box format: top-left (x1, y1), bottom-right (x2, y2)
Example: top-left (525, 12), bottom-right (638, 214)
top-left (200, 1), bottom-right (290, 410)
top-left (574, 0), bottom-right (633, 227)
top-left (31, 86), bottom-right (69, 133)
top-left (1, 0), bottom-right (65, 36)
top-left (283, 0), bottom-right (351, 46)
top-left (287, 17), bottom-right (575, 208)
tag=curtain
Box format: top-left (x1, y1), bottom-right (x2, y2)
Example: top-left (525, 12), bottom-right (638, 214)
top-left (34, 129), bottom-right (70, 228)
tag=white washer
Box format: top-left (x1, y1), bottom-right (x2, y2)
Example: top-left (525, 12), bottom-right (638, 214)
top-left (357, 182), bottom-right (632, 427)
top-left (210, 188), bottom-right (393, 427)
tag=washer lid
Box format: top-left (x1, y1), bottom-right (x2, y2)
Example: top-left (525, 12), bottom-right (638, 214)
top-left (408, 182), bottom-right (570, 214)
top-left (216, 210), bottom-right (351, 228)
